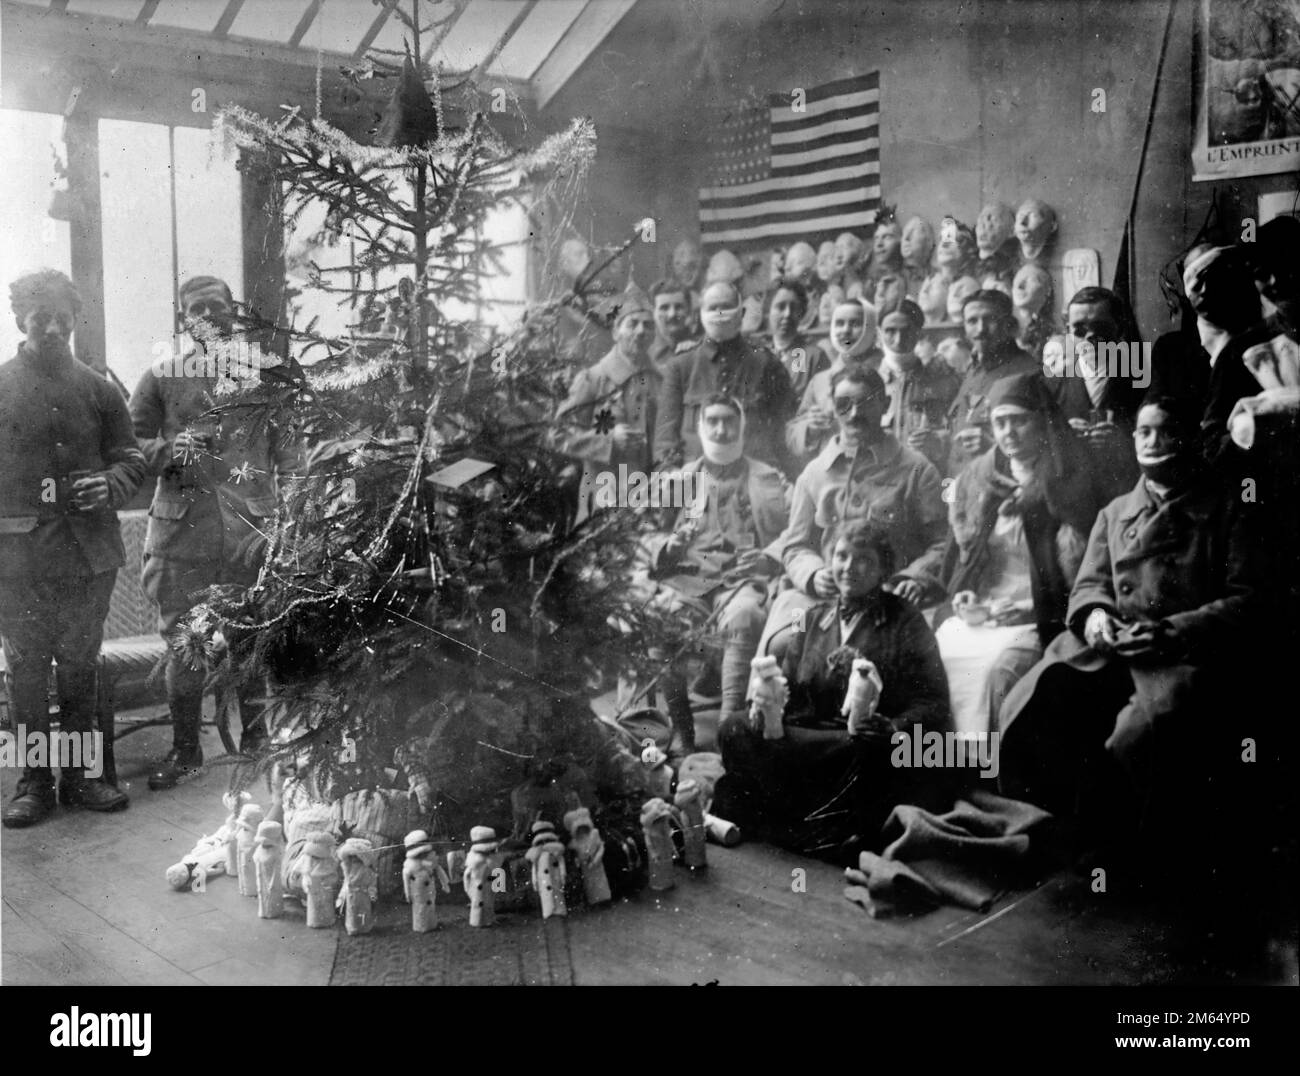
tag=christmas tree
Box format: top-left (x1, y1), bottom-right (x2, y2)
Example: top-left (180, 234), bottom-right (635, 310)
top-left (177, 3), bottom-right (692, 843)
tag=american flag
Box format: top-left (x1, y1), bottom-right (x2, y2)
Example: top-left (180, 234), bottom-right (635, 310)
top-left (699, 72), bottom-right (880, 246)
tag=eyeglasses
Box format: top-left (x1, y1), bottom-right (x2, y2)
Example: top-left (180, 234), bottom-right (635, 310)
top-left (832, 393), bottom-right (883, 415)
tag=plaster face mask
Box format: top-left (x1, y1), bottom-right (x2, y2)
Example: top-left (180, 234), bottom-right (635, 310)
top-left (946, 276), bottom-right (980, 323)
top-left (834, 232), bottom-right (865, 274)
top-left (937, 335), bottom-right (973, 374)
top-left (559, 238), bottom-right (591, 282)
top-left (706, 248), bottom-right (743, 285)
top-left (699, 285), bottom-right (743, 342)
top-left (816, 241), bottom-right (838, 283)
top-left (1012, 264), bottom-right (1052, 315)
top-left (975, 203), bottom-right (1015, 259)
top-left (1014, 199), bottom-right (1058, 261)
top-left (769, 248), bottom-right (786, 283)
top-left (872, 222), bottom-right (902, 262)
top-left (900, 216), bottom-right (935, 268)
top-left (784, 242), bottom-right (816, 284)
top-left (672, 240), bottom-right (702, 287)
top-left (935, 218), bottom-right (975, 272)
top-left (818, 284), bottom-right (845, 327)
top-left (873, 274), bottom-right (905, 313)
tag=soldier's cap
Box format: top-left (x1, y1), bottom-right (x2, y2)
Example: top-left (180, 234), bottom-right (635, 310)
top-left (179, 275), bottom-right (235, 309)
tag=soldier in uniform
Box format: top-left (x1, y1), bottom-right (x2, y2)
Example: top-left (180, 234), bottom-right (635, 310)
top-left (130, 275), bottom-right (299, 790)
top-left (654, 281), bottom-right (797, 476)
top-left (1, 270), bottom-right (146, 827)
top-left (648, 278), bottom-right (695, 368)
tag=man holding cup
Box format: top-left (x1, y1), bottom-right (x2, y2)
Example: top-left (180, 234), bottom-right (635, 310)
top-left (130, 275), bottom-right (298, 790)
top-left (0, 270), bottom-right (146, 827)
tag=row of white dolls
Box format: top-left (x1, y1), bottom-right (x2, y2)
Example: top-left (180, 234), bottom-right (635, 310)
top-left (163, 786), bottom-right (714, 933)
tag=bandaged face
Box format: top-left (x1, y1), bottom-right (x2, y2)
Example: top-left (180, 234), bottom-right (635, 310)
top-left (872, 222), bottom-right (902, 262)
top-left (700, 282), bottom-right (743, 342)
top-left (935, 218), bottom-right (975, 271)
top-left (830, 302), bottom-right (867, 356)
top-left (1133, 402), bottom-right (1191, 485)
top-left (834, 232), bottom-right (864, 273)
top-left (816, 241), bottom-right (838, 283)
top-left (699, 401), bottom-right (745, 465)
top-left (672, 239), bottom-right (702, 286)
top-left (900, 217), bottom-right (935, 267)
top-left (1014, 199), bottom-right (1057, 259)
top-left (976, 203), bottom-right (1015, 258)
top-left (879, 311), bottom-right (921, 358)
top-left (1012, 264), bottom-right (1052, 314)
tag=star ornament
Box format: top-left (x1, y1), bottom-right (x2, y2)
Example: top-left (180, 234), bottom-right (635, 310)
top-left (592, 407), bottom-right (617, 435)
top-left (230, 462), bottom-right (266, 484)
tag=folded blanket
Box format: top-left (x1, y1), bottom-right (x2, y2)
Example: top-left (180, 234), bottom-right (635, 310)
top-left (843, 790), bottom-right (1051, 917)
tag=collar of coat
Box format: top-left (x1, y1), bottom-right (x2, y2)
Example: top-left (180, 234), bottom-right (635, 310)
top-left (817, 432), bottom-right (903, 471)
top-left (591, 346), bottom-right (656, 387)
top-left (1116, 471), bottom-right (1218, 529)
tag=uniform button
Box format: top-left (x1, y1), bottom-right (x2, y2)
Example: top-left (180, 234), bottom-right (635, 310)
top-left (1125, 528), bottom-right (1137, 539)
top-left (1119, 582), bottom-right (1134, 595)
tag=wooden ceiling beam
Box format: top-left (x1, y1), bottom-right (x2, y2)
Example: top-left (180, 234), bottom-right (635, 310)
top-left (353, 0), bottom-right (401, 60)
top-left (213, 0), bottom-right (245, 40)
top-left (288, 0), bottom-right (323, 49)
top-left (135, 0), bottom-right (160, 26)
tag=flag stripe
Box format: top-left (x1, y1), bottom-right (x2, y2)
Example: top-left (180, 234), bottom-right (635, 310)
top-left (702, 186), bottom-right (881, 224)
top-left (699, 158), bottom-right (876, 201)
top-left (702, 71), bottom-right (881, 245)
top-left (764, 71), bottom-right (879, 109)
top-left (701, 175), bottom-right (878, 213)
top-left (704, 210), bottom-right (879, 245)
top-left (771, 93), bottom-right (879, 131)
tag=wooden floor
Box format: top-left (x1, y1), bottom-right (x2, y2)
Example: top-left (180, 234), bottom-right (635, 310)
top-left (3, 707), bottom-right (1296, 987)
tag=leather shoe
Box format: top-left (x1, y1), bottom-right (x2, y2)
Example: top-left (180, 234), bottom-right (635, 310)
top-left (58, 774), bottom-right (129, 812)
top-left (3, 775), bottom-right (56, 828)
top-left (147, 747), bottom-right (204, 791)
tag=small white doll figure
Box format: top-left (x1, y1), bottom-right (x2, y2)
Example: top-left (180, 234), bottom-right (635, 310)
top-left (747, 655), bottom-right (788, 740)
top-left (234, 803), bottom-right (264, 898)
top-left (403, 829), bottom-right (450, 933)
top-left (640, 740), bottom-right (674, 800)
top-left (563, 807), bottom-right (612, 907)
top-left (841, 658), bottom-right (884, 738)
top-left (640, 798), bottom-right (677, 892)
top-left (463, 826), bottom-right (500, 927)
top-left (298, 831), bottom-right (341, 929)
top-left (252, 820), bottom-right (285, 919)
top-left (222, 790), bottom-right (251, 876)
top-left (525, 820), bottom-right (568, 919)
top-left (673, 779), bottom-right (708, 870)
top-left (165, 830), bottom-right (231, 891)
top-left (336, 837), bottom-right (378, 936)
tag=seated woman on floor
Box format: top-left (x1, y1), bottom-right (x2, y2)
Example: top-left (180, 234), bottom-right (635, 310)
top-left (997, 396), bottom-right (1264, 849)
top-left (713, 519), bottom-right (951, 860)
top-left (926, 371), bottom-right (1105, 741)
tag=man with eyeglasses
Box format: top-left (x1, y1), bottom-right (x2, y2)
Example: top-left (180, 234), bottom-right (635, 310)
top-left (777, 365), bottom-right (947, 626)
top-left (1, 270), bottom-right (146, 827)
top-left (129, 275), bottom-right (299, 790)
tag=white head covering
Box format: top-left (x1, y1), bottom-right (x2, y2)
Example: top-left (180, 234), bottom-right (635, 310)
top-left (831, 298), bottom-right (878, 363)
top-left (698, 395), bottom-right (746, 466)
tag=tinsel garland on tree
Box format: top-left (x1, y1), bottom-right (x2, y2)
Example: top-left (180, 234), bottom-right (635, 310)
top-left (173, 31), bottom-right (697, 842)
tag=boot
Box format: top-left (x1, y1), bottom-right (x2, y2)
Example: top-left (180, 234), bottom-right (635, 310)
top-left (3, 768), bottom-right (56, 828)
top-left (148, 683), bottom-right (205, 791)
top-left (59, 768), bottom-right (129, 812)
